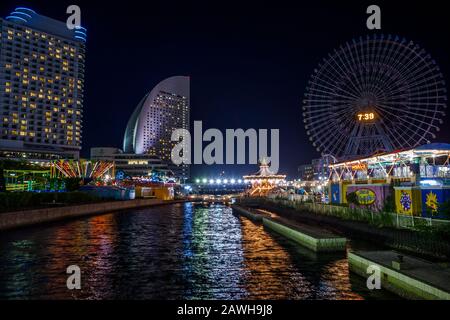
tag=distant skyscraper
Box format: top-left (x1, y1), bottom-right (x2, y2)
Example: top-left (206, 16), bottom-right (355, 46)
top-left (0, 7), bottom-right (86, 161)
top-left (123, 76), bottom-right (190, 180)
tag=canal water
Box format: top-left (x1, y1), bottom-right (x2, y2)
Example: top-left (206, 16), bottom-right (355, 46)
top-left (0, 203), bottom-right (396, 299)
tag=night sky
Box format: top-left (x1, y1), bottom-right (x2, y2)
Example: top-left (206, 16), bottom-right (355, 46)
top-left (1, 0), bottom-right (449, 179)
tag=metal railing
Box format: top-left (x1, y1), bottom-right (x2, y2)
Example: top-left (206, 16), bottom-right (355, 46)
top-left (242, 197), bottom-right (450, 230)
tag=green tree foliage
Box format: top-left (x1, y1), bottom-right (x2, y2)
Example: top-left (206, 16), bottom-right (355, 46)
top-left (346, 192), bottom-right (358, 205)
top-left (383, 194), bottom-right (396, 213)
top-left (64, 177), bottom-right (83, 192)
top-left (0, 192), bottom-right (100, 212)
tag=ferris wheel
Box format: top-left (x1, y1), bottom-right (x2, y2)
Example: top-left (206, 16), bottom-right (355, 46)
top-left (303, 34), bottom-right (447, 159)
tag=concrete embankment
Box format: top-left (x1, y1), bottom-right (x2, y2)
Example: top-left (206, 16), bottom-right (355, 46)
top-left (233, 204), bottom-right (347, 252)
top-left (0, 199), bottom-right (187, 231)
top-left (247, 200), bottom-right (450, 260)
top-left (231, 205), bottom-right (268, 222)
top-left (262, 217), bottom-right (347, 252)
top-left (348, 251), bottom-right (450, 300)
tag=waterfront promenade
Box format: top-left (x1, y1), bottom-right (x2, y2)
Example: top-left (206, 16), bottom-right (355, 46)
top-left (0, 198), bottom-right (186, 231)
top-left (349, 251), bottom-right (450, 299)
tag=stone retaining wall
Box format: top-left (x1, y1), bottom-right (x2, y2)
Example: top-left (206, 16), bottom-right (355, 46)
top-left (0, 199), bottom-right (186, 231)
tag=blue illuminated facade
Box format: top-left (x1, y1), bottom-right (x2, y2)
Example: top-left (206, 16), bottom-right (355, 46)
top-left (5, 7), bottom-right (87, 43)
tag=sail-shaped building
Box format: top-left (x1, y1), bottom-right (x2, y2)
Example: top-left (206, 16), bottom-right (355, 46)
top-left (123, 76), bottom-right (190, 180)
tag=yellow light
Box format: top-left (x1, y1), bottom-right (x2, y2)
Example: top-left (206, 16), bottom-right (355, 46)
top-left (357, 112), bottom-right (375, 121)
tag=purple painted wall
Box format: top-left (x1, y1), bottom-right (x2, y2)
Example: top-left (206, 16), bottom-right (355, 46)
top-left (346, 184), bottom-right (392, 211)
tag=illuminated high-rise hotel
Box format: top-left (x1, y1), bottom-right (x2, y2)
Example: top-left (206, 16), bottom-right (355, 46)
top-left (0, 7), bottom-right (86, 160)
top-left (123, 76), bottom-right (190, 180)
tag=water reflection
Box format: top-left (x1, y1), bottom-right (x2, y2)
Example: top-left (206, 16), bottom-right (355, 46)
top-left (0, 203), bottom-right (395, 300)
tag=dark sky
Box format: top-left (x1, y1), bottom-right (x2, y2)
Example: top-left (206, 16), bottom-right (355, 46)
top-left (1, 0), bottom-right (450, 179)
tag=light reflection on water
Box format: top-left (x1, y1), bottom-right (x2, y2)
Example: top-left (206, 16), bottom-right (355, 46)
top-left (0, 203), bottom-right (395, 299)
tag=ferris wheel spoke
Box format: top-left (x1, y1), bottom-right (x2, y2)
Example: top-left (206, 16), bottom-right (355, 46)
top-left (367, 36), bottom-right (402, 94)
top-left (370, 43), bottom-right (425, 97)
top-left (311, 71), bottom-right (362, 100)
top-left (306, 116), bottom-right (349, 139)
top-left (386, 44), bottom-right (427, 84)
top-left (329, 137), bottom-right (348, 156)
top-left (323, 53), bottom-right (362, 95)
top-left (310, 125), bottom-right (350, 154)
top-left (380, 123), bottom-right (407, 149)
top-left (385, 121), bottom-right (424, 148)
top-left (376, 111), bottom-right (418, 148)
top-left (395, 48), bottom-right (436, 80)
top-left (356, 39), bottom-right (369, 92)
top-left (383, 86), bottom-right (446, 102)
top-left (303, 99), bottom-right (354, 107)
top-left (305, 92), bottom-right (352, 100)
top-left (388, 66), bottom-right (442, 93)
top-left (305, 116), bottom-right (340, 132)
top-left (328, 50), bottom-right (365, 96)
top-left (304, 99), bottom-right (354, 108)
top-left (303, 106), bottom-right (352, 117)
top-left (376, 103), bottom-right (441, 123)
top-left (308, 112), bottom-right (356, 143)
top-left (381, 100), bottom-right (445, 111)
top-left (343, 42), bottom-right (368, 92)
top-left (376, 104), bottom-right (440, 134)
top-left (353, 39), bottom-right (371, 93)
top-left (305, 102), bottom-right (356, 123)
top-left (365, 37), bottom-right (384, 94)
top-left (303, 107), bottom-right (350, 116)
top-left (307, 84), bottom-right (359, 101)
top-left (384, 62), bottom-right (440, 98)
top-left (374, 106), bottom-right (433, 146)
top-left (332, 122), bottom-right (358, 154)
top-left (367, 38), bottom-right (400, 94)
top-left (384, 74), bottom-right (444, 99)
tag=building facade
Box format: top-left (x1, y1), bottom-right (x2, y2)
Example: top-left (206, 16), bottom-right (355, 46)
top-left (0, 7), bottom-right (86, 161)
top-left (123, 76), bottom-right (190, 180)
top-left (90, 147), bottom-right (172, 180)
top-left (298, 164), bottom-right (314, 181)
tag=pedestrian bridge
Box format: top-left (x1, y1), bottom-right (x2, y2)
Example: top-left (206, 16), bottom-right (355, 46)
top-left (188, 195), bottom-right (236, 205)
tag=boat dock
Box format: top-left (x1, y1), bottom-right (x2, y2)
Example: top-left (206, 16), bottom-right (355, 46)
top-left (233, 204), bottom-right (347, 252)
top-left (231, 205), bottom-right (270, 222)
top-left (262, 217), bottom-right (347, 252)
top-left (348, 251), bottom-right (450, 300)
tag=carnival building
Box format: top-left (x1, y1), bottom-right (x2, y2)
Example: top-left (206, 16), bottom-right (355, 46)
top-left (243, 158), bottom-right (286, 197)
top-left (327, 143), bottom-right (450, 218)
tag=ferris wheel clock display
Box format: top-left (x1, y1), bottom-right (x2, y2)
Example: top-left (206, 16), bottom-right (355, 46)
top-left (303, 34), bottom-right (448, 159)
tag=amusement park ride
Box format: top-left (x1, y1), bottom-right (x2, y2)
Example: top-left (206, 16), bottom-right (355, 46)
top-left (303, 34), bottom-right (447, 160)
top-left (243, 158), bottom-right (286, 196)
top-left (51, 159), bottom-right (114, 180)
top-left (300, 34), bottom-right (449, 217)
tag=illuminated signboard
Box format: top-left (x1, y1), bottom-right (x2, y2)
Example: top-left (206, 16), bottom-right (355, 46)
top-left (355, 188), bottom-right (376, 205)
top-left (351, 163), bottom-right (367, 171)
top-left (357, 112), bottom-right (375, 121)
top-left (128, 160), bottom-right (148, 165)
